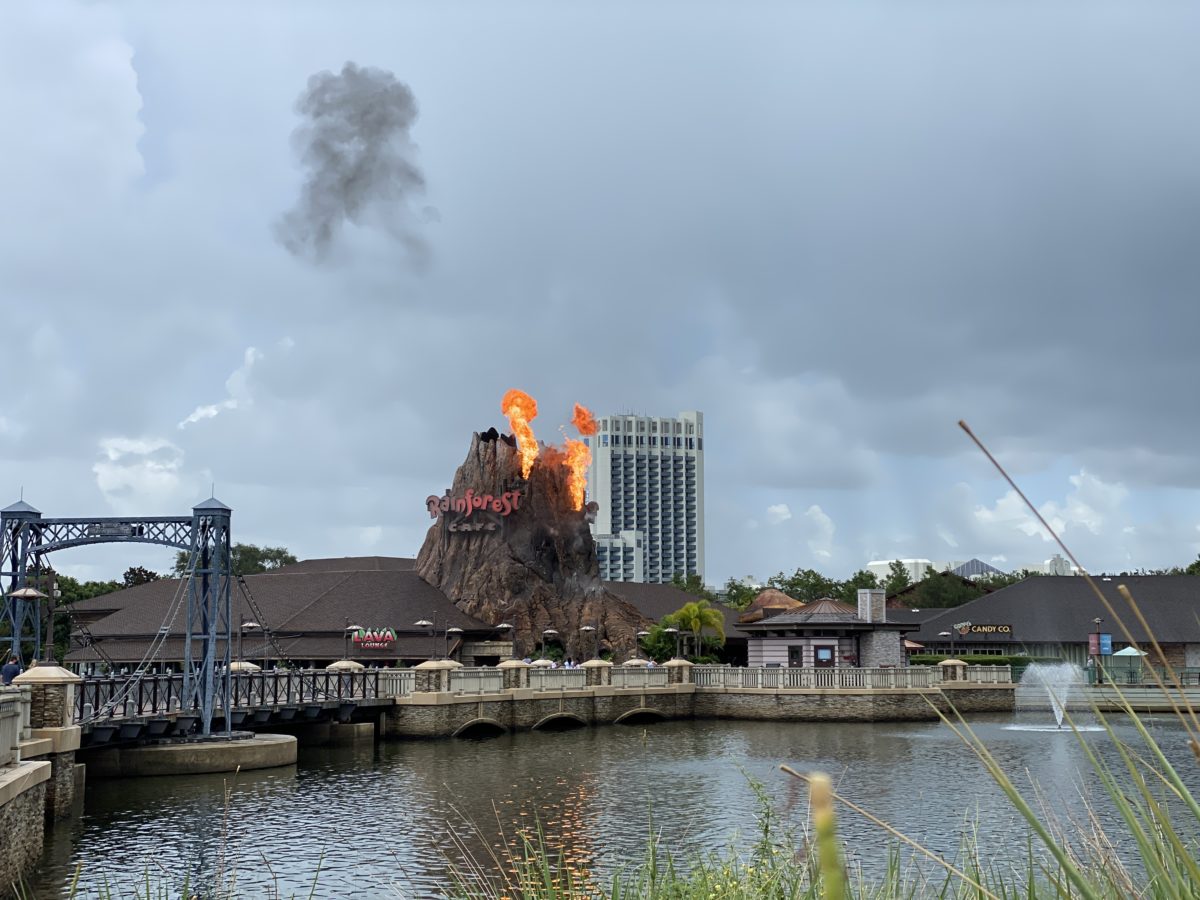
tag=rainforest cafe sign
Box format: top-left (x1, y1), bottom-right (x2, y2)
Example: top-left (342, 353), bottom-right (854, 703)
top-left (353, 628), bottom-right (396, 650)
top-left (426, 489), bottom-right (523, 533)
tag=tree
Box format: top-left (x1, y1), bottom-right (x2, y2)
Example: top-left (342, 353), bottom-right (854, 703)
top-left (665, 599), bottom-right (726, 658)
top-left (767, 568), bottom-right (840, 602)
top-left (837, 569), bottom-right (879, 604)
top-left (1185, 556), bottom-right (1200, 576)
top-left (52, 573), bottom-right (121, 605)
top-left (172, 544), bottom-right (298, 578)
top-left (976, 569), bottom-right (1039, 589)
top-left (720, 577), bottom-right (759, 611)
top-left (883, 560), bottom-right (911, 597)
top-left (911, 571), bottom-right (984, 608)
top-left (123, 566), bottom-right (161, 587)
top-left (639, 623), bottom-right (678, 662)
top-left (670, 573), bottom-right (718, 603)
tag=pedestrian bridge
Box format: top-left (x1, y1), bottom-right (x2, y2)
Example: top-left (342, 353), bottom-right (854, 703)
top-left (72, 663), bottom-right (1016, 745)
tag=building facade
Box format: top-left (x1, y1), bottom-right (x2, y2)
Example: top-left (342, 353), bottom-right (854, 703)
top-left (586, 411), bottom-right (704, 583)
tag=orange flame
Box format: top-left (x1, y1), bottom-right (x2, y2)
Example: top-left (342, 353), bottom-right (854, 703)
top-left (501, 389), bottom-right (539, 478)
top-left (571, 403), bottom-right (598, 436)
top-left (562, 402), bottom-right (597, 510)
top-left (563, 438), bottom-right (591, 511)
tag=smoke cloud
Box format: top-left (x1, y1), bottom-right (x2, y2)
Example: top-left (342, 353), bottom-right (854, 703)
top-left (275, 62), bottom-right (429, 266)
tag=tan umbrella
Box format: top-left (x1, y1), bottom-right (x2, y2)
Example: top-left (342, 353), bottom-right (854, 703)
top-left (7, 587), bottom-right (47, 600)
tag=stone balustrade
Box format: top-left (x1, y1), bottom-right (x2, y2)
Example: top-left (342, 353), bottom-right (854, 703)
top-left (0, 687), bottom-right (30, 767)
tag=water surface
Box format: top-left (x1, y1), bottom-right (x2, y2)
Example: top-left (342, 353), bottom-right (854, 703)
top-left (32, 712), bottom-right (1200, 897)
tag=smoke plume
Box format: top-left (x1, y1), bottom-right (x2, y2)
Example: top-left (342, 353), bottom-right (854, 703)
top-left (275, 62), bottom-right (429, 266)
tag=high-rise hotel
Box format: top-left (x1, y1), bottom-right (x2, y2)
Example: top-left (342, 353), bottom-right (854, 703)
top-left (585, 411), bottom-right (704, 583)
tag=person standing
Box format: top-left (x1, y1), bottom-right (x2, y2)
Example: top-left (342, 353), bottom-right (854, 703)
top-left (1, 657), bottom-right (21, 685)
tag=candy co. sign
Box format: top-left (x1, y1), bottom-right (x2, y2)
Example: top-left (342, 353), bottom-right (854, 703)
top-left (425, 488), bottom-right (523, 533)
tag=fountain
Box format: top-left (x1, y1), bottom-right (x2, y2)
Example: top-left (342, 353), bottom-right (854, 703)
top-left (1011, 662), bottom-right (1099, 732)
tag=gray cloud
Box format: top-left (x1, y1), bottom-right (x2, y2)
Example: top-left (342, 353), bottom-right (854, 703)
top-left (3, 2), bottom-right (1200, 585)
top-left (274, 62), bottom-right (429, 267)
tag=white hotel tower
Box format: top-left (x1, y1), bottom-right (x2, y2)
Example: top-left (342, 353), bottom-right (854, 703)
top-left (585, 411), bottom-right (705, 583)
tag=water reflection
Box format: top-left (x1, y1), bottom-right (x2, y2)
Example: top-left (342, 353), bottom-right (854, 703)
top-left (30, 715), bottom-right (1200, 897)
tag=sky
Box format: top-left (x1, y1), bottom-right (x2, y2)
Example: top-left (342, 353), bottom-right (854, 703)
top-left (2, 0), bottom-right (1199, 585)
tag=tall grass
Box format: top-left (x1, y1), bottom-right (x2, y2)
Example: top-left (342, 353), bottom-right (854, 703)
top-left (445, 424), bottom-right (1200, 899)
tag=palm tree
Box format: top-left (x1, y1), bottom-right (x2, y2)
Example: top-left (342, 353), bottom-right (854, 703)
top-left (667, 600), bottom-right (726, 659)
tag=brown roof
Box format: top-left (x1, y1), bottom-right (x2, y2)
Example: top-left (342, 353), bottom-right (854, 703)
top-left (738, 588), bottom-right (804, 623)
top-left (739, 598), bottom-right (909, 630)
top-left (67, 568), bottom-right (495, 665)
top-left (272, 556), bottom-right (417, 575)
top-left (603, 581), bottom-right (744, 637)
top-left (65, 632), bottom-right (442, 665)
top-left (908, 575), bottom-right (1200, 645)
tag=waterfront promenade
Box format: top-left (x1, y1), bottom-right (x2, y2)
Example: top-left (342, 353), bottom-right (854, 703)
top-left (68, 661), bottom-right (1016, 742)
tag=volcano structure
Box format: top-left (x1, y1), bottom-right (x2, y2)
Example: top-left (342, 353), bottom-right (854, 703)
top-left (415, 428), bottom-right (649, 659)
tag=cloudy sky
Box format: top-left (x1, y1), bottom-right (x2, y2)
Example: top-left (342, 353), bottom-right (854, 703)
top-left (3, 1), bottom-right (1199, 585)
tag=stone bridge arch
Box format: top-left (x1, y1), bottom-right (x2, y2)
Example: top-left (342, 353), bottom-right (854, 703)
top-left (615, 708), bottom-right (666, 725)
top-left (453, 717), bottom-right (507, 738)
top-left (532, 712), bottom-right (588, 732)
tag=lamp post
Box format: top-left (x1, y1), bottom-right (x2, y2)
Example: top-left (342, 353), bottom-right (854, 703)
top-left (8, 587), bottom-right (47, 665)
top-left (664, 626), bottom-right (681, 659)
top-left (495, 623), bottom-right (513, 660)
top-left (415, 619), bottom-right (434, 660)
top-left (239, 620), bottom-right (260, 669)
top-left (541, 628), bottom-right (558, 660)
top-left (446, 626), bottom-right (463, 661)
top-left (580, 624), bottom-right (598, 660)
top-left (938, 631), bottom-right (953, 657)
top-left (1093, 617), bottom-right (1103, 685)
top-left (343, 620), bottom-right (363, 662)
top-left (635, 630), bottom-right (650, 660)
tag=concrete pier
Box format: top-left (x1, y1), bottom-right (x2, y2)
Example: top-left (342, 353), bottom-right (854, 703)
top-left (83, 733), bottom-right (297, 778)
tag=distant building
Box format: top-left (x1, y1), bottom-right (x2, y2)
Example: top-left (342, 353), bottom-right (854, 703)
top-left (587, 411), bottom-right (704, 583)
top-left (905, 575), bottom-right (1200, 667)
top-left (948, 558), bottom-right (1006, 579)
top-left (1023, 553), bottom-right (1079, 576)
top-left (867, 559), bottom-right (943, 583)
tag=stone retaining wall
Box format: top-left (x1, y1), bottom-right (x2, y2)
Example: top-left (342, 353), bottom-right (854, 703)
top-left (938, 685), bottom-right (1017, 713)
top-left (381, 683), bottom-right (1014, 737)
top-left (693, 689), bottom-right (945, 722)
top-left (0, 766), bottom-right (49, 897)
top-left (382, 687), bottom-right (697, 738)
top-left (45, 751), bottom-right (76, 820)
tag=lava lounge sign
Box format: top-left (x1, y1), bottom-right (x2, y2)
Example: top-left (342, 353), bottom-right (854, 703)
top-left (353, 628), bottom-right (396, 650)
top-left (425, 488), bottom-right (523, 533)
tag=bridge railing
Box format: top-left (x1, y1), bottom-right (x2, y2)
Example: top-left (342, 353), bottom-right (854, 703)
top-left (692, 666), bottom-right (946, 690)
top-left (74, 669), bottom-right (384, 723)
top-left (378, 669), bottom-right (415, 697)
top-left (528, 668), bottom-right (588, 691)
top-left (449, 668), bottom-right (504, 694)
top-left (610, 667), bottom-right (670, 688)
top-left (960, 665), bottom-right (1012, 684)
top-left (0, 687), bottom-right (29, 767)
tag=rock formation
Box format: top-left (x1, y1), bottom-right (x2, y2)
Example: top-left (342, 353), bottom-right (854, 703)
top-left (415, 430), bottom-right (650, 659)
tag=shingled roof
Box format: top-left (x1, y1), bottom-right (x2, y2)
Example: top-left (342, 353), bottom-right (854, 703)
top-left (907, 575), bottom-right (1200, 645)
top-left (738, 588), bottom-right (804, 623)
top-left (65, 568), bottom-right (494, 664)
top-left (271, 556), bottom-right (417, 575)
top-left (602, 581), bottom-right (744, 636)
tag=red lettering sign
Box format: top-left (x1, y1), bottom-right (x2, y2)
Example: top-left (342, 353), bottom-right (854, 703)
top-left (425, 489), bottom-right (522, 520)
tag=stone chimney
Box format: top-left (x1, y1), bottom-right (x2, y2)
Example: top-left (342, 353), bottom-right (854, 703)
top-left (857, 589), bottom-right (886, 623)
